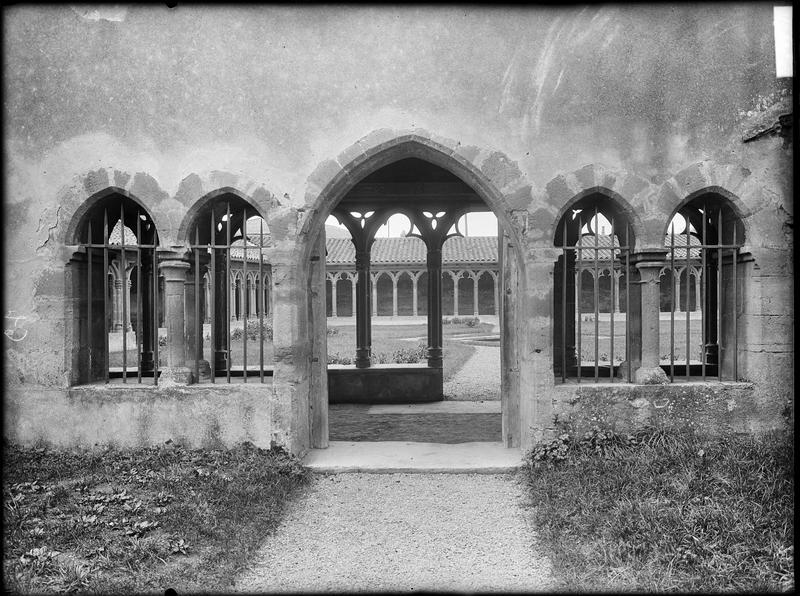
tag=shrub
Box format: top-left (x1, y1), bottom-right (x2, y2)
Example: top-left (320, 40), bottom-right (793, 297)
top-left (245, 319), bottom-right (273, 341)
top-left (392, 342), bottom-right (428, 363)
top-left (327, 352), bottom-right (352, 365)
top-left (464, 316), bottom-right (480, 327)
top-left (230, 327), bottom-right (244, 341)
top-left (326, 327), bottom-right (339, 336)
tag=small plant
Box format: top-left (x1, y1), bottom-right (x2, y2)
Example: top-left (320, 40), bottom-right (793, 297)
top-left (244, 319), bottom-right (273, 341)
top-left (391, 342), bottom-right (427, 363)
top-left (326, 327), bottom-right (339, 336)
top-left (327, 352), bottom-right (352, 365)
top-left (230, 327), bottom-right (244, 341)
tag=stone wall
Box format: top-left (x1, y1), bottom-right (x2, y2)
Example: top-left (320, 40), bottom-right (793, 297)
top-left (3, 5), bottom-right (793, 454)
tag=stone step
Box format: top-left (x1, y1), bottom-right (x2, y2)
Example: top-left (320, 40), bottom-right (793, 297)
top-left (303, 441), bottom-right (524, 474)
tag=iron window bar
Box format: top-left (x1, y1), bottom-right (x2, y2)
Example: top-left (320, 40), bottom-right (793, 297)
top-left (188, 202), bottom-right (272, 383)
top-left (665, 201), bottom-right (743, 381)
top-left (80, 203), bottom-right (159, 384)
top-left (556, 209), bottom-right (632, 383)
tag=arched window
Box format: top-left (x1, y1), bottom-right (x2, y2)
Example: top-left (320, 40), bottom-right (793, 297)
top-left (71, 194), bottom-right (159, 384)
top-left (187, 196), bottom-right (271, 382)
top-left (554, 194), bottom-right (634, 382)
top-left (663, 194), bottom-right (745, 380)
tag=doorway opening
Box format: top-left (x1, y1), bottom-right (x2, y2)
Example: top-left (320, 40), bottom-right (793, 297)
top-left (317, 157), bottom-right (505, 444)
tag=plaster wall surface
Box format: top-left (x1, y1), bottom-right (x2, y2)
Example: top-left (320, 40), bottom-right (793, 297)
top-left (3, 5), bottom-right (793, 452)
top-left (5, 383), bottom-right (274, 449)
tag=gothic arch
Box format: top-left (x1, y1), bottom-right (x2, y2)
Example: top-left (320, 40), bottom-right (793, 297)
top-left (657, 161), bottom-right (755, 240)
top-left (540, 164), bottom-right (652, 249)
top-left (63, 185), bottom-right (163, 247)
top-left (300, 131), bottom-right (529, 265)
top-left (176, 186), bottom-right (268, 246)
top-left (661, 184), bottom-right (750, 245)
top-left (549, 184), bottom-right (645, 249)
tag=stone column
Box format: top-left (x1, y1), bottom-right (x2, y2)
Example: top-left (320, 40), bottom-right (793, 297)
top-left (350, 276), bottom-right (357, 319)
top-left (371, 274), bottom-right (378, 318)
top-left (613, 270), bottom-right (621, 313)
top-left (412, 274), bottom-right (419, 317)
top-left (124, 275), bottom-right (133, 331)
top-left (138, 255), bottom-right (156, 373)
top-left (213, 253), bottom-right (229, 373)
top-left (427, 248), bottom-right (443, 368)
top-left (473, 273), bottom-right (479, 316)
top-left (633, 260), bottom-right (669, 384)
top-left (330, 274), bottom-right (338, 318)
top-left (694, 270), bottom-right (701, 312)
top-left (185, 266), bottom-right (211, 380)
top-left (674, 272), bottom-right (682, 312)
top-left (203, 274), bottom-right (211, 323)
top-left (452, 272), bottom-right (459, 317)
top-left (112, 277), bottom-right (124, 331)
top-left (493, 271), bottom-right (499, 316)
top-left (249, 279), bottom-right (256, 317)
top-left (159, 258), bottom-right (192, 384)
top-left (391, 273), bottom-right (398, 317)
top-left (355, 249), bottom-right (372, 368)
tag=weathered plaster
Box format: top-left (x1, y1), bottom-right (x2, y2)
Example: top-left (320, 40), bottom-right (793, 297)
top-left (3, 5), bottom-right (792, 453)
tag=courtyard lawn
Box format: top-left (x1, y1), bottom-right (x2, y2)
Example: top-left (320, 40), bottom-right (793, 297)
top-left (522, 427), bottom-right (794, 592)
top-left (3, 442), bottom-right (309, 594)
top-left (326, 322), bottom-right (495, 383)
top-left (110, 322), bottom-right (495, 385)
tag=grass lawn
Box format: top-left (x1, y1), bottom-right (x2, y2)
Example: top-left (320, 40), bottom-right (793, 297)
top-left (326, 322), bottom-right (494, 383)
top-left (109, 322), bottom-right (492, 385)
top-left (523, 427), bottom-right (794, 592)
top-left (3, 441), bottom-right (309, 594)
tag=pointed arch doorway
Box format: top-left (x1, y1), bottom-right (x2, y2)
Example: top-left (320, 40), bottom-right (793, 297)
top-left (302, 136), bottom-right (527, 450)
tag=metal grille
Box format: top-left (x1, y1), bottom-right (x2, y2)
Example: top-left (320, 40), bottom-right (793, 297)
top-left (663, 201), bottom-right (743, 381)
top-left (189, 202), bottom-right (272, 383)
top-left (555, 205), bottom-right (633, 382)
top-left (80, 202), bottom-right (159, 384)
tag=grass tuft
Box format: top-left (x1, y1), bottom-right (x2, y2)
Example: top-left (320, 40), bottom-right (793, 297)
top-left (3, 440), bottom-right (309, 594)
top-left (523, 427), bottom-right (794, 592)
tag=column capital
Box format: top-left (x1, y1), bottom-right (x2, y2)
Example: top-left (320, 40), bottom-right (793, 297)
top-left (634, 262), bottom-right (665, 285)
top-left (629, 250), bottom-right (668, 266)
top-left (159, 259), bottom-right (191, 282)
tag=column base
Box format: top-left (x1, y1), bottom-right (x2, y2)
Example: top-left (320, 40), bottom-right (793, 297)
top-left (191, 359), bottom-right (212, 381)
top-left (214, 350), bottom-right (229, 372)
top-left (427, 347), bottom-right (443, 369)
top-left (159, 366), bottom-right (193, 385)
top-left (633, 366), bottom-right (669, 385)
top-left (140, 351), bottom-right (155, 373)
top-left (355, 348), bottom-right (371, 369)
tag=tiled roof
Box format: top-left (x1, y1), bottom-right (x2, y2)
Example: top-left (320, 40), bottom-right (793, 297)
top-left (325, 236), bottom-right (498, 266)
top-left (573, 234), bottom-right (702, 261)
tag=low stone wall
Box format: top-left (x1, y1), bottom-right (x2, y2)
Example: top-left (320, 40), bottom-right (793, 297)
top-left (550, 381), bottom-right (766, 438)
top-left (328, 365), bottom-right (444, 404)
top-left (5, 382), bottom-right (274, 449)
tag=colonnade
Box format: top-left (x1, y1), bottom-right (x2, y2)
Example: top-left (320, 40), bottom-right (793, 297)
top-left (324, 268), bottom-right (499, 317)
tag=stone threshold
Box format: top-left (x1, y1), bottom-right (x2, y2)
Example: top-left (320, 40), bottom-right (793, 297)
top-left (304, 441), bottom-right (522, 474)
top-left (330, 401), bottom-right (502, 414)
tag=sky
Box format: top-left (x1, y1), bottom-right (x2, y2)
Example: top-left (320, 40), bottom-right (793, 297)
top-left (325, 212), bottom-right (499, 238)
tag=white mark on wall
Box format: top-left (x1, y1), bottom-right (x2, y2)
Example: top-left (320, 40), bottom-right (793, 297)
top-left (5, 311), bottom-right (30, 342)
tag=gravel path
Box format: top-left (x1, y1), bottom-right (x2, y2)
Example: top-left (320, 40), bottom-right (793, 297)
top-left (444, 344), bottom-right (501, 400)
top-left (233, 473), bottom-right (553, 593)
